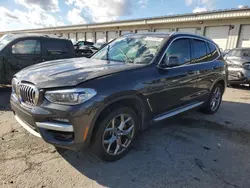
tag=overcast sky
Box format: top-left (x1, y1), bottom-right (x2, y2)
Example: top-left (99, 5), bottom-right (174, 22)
top-left (0, 0), bottom-right (249, 31)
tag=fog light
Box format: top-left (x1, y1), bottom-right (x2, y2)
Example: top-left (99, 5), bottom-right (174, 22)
top-left (48, 130), bottom-right (74, 141)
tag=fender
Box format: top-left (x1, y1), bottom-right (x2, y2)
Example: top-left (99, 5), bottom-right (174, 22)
top-left (210, 76), bottom-right (227, 93)
top-left (86, 93), bottom-right (150, 144)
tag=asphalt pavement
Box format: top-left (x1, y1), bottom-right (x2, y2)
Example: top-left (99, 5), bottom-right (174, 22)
top-left (0, 85), bottom-right (250, 188)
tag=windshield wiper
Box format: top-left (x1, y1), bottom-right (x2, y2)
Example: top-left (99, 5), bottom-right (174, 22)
top-left (117, 48), bottom-right (133, 63)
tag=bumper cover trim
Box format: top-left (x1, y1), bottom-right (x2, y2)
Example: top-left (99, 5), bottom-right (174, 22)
top-left (36, 122), bottom-right (74, 132)
top-left (15, 115), bottom-right (41, 138)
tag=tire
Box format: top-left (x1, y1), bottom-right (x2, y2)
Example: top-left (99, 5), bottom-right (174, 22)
top-left (90, 107), bottom-right (139, 162)
top-left (201, 83), bottom-right (223, 114)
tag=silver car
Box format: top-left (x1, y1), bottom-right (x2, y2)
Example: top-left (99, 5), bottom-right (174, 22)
top-left (225, 48), bottom-right (250, 87)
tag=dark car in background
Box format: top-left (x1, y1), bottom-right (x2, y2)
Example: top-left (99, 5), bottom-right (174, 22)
top-left (75, 42), bottom-right (105, 58)
top-left (11, 32), bottom-right (227, 161)
top-left (73, 41), bottom-right (94, 50)
top-left (224, 48), bottom-right (250, 87)
top-left (0, 34), bottom-right (75, 84)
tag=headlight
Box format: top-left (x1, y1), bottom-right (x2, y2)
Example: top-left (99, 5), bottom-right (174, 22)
top-left (243, 63), bottom-right (250, 70)
top-left (12, 78), bottom-right (18, 94)
top-left (45, 88), bottom-right (97, 105)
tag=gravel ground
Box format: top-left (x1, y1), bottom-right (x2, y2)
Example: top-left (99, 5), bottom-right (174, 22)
top-left (0, 85), bottom-right (250, 188)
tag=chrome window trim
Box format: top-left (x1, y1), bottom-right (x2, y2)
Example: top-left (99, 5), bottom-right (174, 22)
top-left (157, 35), bottom-right (221, 69)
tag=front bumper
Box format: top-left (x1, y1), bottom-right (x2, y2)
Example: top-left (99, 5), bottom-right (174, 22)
top-left (228, 67), bottom-right (250, 84)
top-left (15, 115), bottom-right (41, 138)
top-left (10, 94), bottom-right (100, 150)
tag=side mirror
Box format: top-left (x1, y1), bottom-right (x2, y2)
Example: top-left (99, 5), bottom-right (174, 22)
top-left (168, 56), bottom-right (180, 67)
top-left (162, 55), bottom-right (180, 67)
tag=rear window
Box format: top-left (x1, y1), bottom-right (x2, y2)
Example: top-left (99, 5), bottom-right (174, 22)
top-left (207, 43), bottom-right (219, 60)
top-left (45, 40), bottom-right (69, 55)
top-left (192, 39), bottom-right (210, 63)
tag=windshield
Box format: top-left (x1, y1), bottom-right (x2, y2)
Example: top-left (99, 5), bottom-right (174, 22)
top-left (91, 35), bottom-right (165, 64)
top-left (0, 34), bottom-right (15, 51)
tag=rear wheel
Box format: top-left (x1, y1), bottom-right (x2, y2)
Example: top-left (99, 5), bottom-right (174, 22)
top-left (90, 107), bottom-right (139, 162)
top-left (201, 83), bottom-right (223, 114)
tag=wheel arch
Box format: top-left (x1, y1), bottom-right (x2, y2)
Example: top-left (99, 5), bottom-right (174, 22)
top-left (86, 93), bottom-right (150, 144)
top-left (210, 77), bottom-right (227, 94)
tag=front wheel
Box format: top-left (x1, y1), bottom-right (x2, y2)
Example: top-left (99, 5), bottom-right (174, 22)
top-left (90, 107), bottom-right (139, 162)
top-left (201, 83), bottom-right (223, 114)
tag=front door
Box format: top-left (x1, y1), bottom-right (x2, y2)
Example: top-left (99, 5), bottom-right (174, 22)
top-left (148, 38), bottom-right (199, 115)
top-left (5, 39), bottom-right (41, 82)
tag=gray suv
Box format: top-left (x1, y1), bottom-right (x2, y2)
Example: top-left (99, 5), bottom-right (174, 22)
top-left (225, 48), bottom-right (250, 87)
top-left (11, 33), bottom-right (227, 161)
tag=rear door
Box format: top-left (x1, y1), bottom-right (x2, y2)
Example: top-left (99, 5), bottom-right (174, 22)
top-left (4, 38), bottom-right (41, 82)
top-left (42, 39), bottom-right (73, 61)
top-left (191, 39), bottom-right (220, 101)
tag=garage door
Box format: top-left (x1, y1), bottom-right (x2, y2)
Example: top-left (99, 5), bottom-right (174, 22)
top-left (121, 30), bottom-right (132, 36)
top-left (69, 33), bottom-right (76, 42)
top-left (86, 32), bottom-right (93, 42)
top-left (238, 25), bottom-right (250, 48)
top-left (62, 33), bottom-right (68, 39)
top-left (154, 28), bottom-right (170, 32)
top-left (137, 29), bottom-right (149, 33)
top-left (178, 28), bottom-right (197, 34)
top-left (77, 32), bottom-right (85, 41)
top-left (205, 26), bottom-right (229, 50)
top-left (107, 31), bottom-right (117, 42)
top-left (96, 31), bottom-right (106, 43)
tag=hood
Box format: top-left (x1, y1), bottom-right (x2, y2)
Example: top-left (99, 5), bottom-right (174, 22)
top-left (227, 56), bottom-right (250, 64)
top-left (15, 57), bottom-right (143, 88)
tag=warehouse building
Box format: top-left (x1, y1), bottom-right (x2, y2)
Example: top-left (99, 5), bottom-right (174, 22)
top-left (1, 8), bottom-right (250, 51)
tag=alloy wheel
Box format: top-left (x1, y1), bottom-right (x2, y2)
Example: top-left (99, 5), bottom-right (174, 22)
top-left (210, 86), bottom-right (222, 112)
top-left (102, 114), bottom-right (135, 156)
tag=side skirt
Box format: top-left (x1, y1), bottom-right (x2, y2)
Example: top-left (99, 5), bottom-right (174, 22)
top-left (153, 101), bottom-right (204, 122)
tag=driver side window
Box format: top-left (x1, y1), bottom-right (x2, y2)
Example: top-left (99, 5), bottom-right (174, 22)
top-left (12, 40), bottom-right (41, 55)
top-left (164, 38), bottom-right (191, 65)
